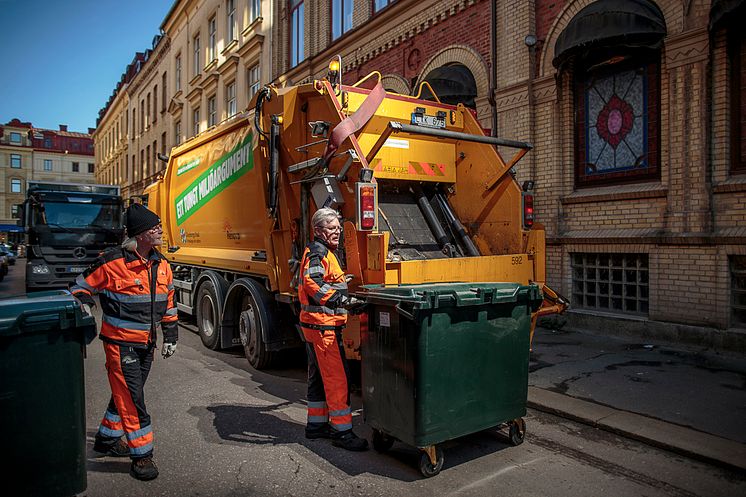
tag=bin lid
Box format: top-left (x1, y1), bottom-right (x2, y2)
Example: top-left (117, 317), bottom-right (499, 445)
top-left (362, 282), bottom-right (543, 310)
top-left (0, 290), bottom-right (96, 337)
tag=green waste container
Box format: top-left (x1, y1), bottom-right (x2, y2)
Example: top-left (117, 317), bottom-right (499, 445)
top-left (0, 290), bottom-right (96, 496)
top-left (361, 282), bottom-right (543, 477)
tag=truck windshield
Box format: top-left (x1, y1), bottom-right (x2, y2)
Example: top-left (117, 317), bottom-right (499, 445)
top-left (33, 201), bottom-right (121, 229)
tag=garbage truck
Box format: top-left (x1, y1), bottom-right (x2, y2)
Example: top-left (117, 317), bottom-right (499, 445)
top-left (18, 182), bottom-right (124, 293)
top-left (143, 61), bottom-right (567, 370)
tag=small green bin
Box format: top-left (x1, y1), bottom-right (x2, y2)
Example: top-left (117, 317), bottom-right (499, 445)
top-left (0, 290), bottom-right (96, 496)
top-left (361, 282), bottom-right (543, 476)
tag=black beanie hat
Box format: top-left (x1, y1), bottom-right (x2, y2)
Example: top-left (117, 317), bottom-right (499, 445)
top-left (125, 203), bottom-right (161, 237)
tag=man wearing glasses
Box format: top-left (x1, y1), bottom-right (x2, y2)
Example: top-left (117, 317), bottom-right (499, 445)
top-left (299, 208), bottom-right (368, 451)
top-left (71, 203), bottom-right (178, 480)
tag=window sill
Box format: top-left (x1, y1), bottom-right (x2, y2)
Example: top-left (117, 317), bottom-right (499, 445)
top-left (204, 59), bottom-right (218, 72)
top-left (189, 73), bottom-right (202, 86)
top-left (242, 16), bottom-right (263, 37)
top-left (221, 39), bottom-right (238, 55)
top-left (561, 183), bottom-right (667, 205)
top-left (713, 175), bottom-right (746, 194)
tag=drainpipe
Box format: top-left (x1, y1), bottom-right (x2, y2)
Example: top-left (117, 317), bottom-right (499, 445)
top-left (489, 0), bottom-right (497, 137)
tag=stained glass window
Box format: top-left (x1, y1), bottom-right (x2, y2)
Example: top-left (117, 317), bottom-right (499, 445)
top-left (575, 60), bottom-right (659, 187)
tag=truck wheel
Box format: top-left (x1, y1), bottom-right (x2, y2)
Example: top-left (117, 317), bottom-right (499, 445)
top-left (238, 279), bottom-right (274, 370)
top-left (196, 280), bottom-right (222, 349)
top-left (508, 418), bottom-right (526, 446)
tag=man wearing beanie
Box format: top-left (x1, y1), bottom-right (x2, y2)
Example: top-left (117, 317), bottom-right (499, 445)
top-left (71, 203), bottom-right (178, 481)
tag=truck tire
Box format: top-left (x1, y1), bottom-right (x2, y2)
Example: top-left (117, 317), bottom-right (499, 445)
top-left (237, 278), bottom-right (275, 370)
top-left (196, 280), bottom-right (222, 350)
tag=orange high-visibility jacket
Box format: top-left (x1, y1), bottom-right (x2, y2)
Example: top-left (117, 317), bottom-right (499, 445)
top-left (71, 247), bottom-right (178, 345)
top-left (299, 239), bottom-right (348, 330)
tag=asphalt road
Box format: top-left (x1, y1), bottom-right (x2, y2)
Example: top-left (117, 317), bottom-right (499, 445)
top-left (3, 265), bottom-right (745, 496)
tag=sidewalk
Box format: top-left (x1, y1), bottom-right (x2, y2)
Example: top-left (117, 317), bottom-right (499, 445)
top-left (528, 326), bottom-right (746, 473)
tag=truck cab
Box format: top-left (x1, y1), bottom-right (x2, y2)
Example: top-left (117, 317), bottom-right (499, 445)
top-left (18, 182), bottom-right (124, 293)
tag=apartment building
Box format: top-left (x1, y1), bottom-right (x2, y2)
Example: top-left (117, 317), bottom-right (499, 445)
top-left (0, 119), bottom-right (96, 245)
top-left (94, 0), bottom-right (273, 201)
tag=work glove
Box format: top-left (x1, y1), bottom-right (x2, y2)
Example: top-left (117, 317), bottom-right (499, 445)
top-left (81, 304), bottom-right (93, 318)
top-left (345, 274), bottom-right (355, 283)
top-left (162, 342), bottom-right (177, 358)
top-left (343, 296), bottom-right (367, 314)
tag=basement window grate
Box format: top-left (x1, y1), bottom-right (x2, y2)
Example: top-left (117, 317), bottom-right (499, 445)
top-left (571, 253), bottom-right (649, 315)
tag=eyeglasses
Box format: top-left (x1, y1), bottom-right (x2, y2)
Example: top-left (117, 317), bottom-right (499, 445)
top-left (321, 225), bottom-right (342, 233)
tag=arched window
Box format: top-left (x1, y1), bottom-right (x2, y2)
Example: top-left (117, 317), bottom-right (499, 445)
top-left (419, 64), bottom-right (477, 109)
top-left (554, 0), bottom-right (666, 188)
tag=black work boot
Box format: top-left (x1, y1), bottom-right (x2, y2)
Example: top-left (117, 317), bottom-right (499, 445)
top-left (332, 431), bottom-right (369, 451)
top-left (305, 424), bottom-right (332, 439)
top-left (93, 436), bottom-right (130, 457)
top-left (130, 456), bottom-right (159, 481)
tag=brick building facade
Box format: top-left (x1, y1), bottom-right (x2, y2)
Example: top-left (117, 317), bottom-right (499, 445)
top-left (272, 0), bottom-right (746, 346)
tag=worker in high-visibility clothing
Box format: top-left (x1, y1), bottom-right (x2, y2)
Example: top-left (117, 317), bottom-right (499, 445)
top-left (299, 208), bottom-right (368, 451)
top-left (71, 203), bottom-right (178, 481)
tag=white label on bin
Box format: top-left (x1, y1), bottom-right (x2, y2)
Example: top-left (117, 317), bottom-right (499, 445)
top-left (379, 311), bottom-right (390, 327)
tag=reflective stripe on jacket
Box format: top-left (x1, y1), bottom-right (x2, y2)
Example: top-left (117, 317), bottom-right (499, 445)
top-left (71, 246), bottom-right (178, 346)
top-left (298, 239), bottom-right (348, 329)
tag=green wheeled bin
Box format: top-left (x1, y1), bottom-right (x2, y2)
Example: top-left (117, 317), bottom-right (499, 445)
top-left (0, 290), bottom-right (96, 496)
top-left (361, 282), bottom-right (543, 477)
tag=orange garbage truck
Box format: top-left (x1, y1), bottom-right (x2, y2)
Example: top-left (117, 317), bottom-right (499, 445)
top-left (143, 62), bottom-right (567, 370)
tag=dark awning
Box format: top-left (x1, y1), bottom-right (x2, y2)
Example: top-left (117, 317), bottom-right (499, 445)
top-left (710, 0), bottom-right (745, 30)
top-left (420, 64), bottom-right (477, 108)
top-left (553, 0), bottom-right (667, 69)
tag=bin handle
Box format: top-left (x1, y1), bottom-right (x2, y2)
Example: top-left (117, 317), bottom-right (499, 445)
top-left (395, 303), bottom-right (416, 321)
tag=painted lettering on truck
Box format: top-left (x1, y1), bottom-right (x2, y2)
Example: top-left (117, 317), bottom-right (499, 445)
top-left (174, 131), bottom-right (254, 225)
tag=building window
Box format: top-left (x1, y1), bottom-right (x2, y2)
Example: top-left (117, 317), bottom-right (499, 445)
top-left (72, 141), bottom-right (80, 152)
top-left (72, 162), bottom-right (79, 172)
top-left (332, 0), bottom-right (353, 40)
top-left (226, 82), bottom-right (237, 117)
top-left (162, 72), bottom-right (168, 112)
top-left (10, 178), bottom-right (22, 193)
top-left (43, 137), bottom-right (52, 148)
top-left (731, 256), bottom-right (746, 327)
top-left (208, 16), bottom-right (217, 62)
top-left (208, 95), bottom-right (217, 127)
top-left (9, 132), bottom-right (21, 144)
top-left (88, 163), bottom-right (95, 173)
top-left (193, 34), bottom-right (201, 77)
top-left (248, 64), bottom-right (261, 100)
top-left (132, 108), bottom-right (137, 135)
top-left (250, 0), bottom-right (261, 21)
top-left (10, 154), bottom-right (21, 168)
top-left (153, 86), bottom-right (158, 123)
top-left (730, 28), bottom-right (746, 174)
top-left (193, 108), bottom-right (200, 137)
top-left (374, 0), bottom-right (395, 12)
top-left (140, 149), bottom-right (145, 179)
top-left (227, 0), bottom-right (237, 41)
top-left (175, 54), bottom-right (182, 92)
top-left (146, 93), bottom-right (151, 128)
top-left (290, 0), bottom-right (305, 67)
top-left (575, 57), bottom-right (660, 187)
top-left (146, 145), bottom-right (151, 176)
top-left (140, 100), bottom-right (145, 133)
top-left (44, 159), bottom-right (52, 171)
top-left (571, 253), bottom-right (649, 315)
top-left (175, 121), bottom-right (182, 145)
top-left (161, 132), bottom-right (167, 158)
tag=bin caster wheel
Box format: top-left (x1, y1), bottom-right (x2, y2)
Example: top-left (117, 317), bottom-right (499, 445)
top-left (418, 446), bottom-right (444, 478)
top-left (508, 418), bottom-right (526, 446)
top-left (372, 430), bottom-right (395, 453)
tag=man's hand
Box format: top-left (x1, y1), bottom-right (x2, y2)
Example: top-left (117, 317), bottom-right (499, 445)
top-left (162, 342), bottom-right (177, 358)
top-left (342, 296), bottom-right (367, 314)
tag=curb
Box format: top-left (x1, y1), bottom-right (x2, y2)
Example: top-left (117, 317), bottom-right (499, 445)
top-left (527, 386), bottom-right (746, 474)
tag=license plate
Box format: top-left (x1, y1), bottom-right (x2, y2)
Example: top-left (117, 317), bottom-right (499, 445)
top-left (411, 113), bottom-right (446, 129)
top-left (67, 266), bottom-right (86, 273)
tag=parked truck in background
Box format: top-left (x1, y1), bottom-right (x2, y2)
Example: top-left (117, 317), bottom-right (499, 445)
top-left (18, 181), bottom-right (124, 293)
top-left (144, 61), bottom-right (567, 370)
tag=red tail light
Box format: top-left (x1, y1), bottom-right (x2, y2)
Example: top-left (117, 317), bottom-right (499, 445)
top-left (522, 192), bottom-right (534, 229)
top-left (359, 185), bottom-right (376, 230)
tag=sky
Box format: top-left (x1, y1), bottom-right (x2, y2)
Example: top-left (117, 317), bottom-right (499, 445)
top-left (0, 0), bottom-right (174, 133)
